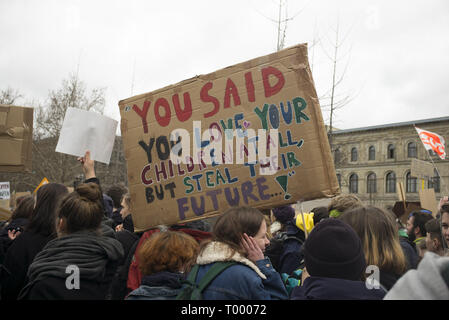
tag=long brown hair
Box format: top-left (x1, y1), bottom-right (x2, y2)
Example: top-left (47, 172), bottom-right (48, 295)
top-left (200, 206), bottom-right (265, 257)
top-left (58, 182), bottom-right (103, 234)
top-left (339, 206), bottom-right (407, 276)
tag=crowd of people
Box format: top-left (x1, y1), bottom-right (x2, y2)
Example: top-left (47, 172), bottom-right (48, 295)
top-left (0, 150), bottom-right (448, 300)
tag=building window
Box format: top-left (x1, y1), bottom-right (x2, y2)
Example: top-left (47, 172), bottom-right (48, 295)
top-left (386, 171), bottom-right (396, 193)
top-left (387, 144), bottom-right (395, 159)
top-left (406, 171), bottom-right (417, 193)
top-left (368, 146), bottom-right (375, 161)
top-left (367, 173), bottom-right (377, 193)
top-left (428, 169), bottom-right (441, 193)
top-left (407, 142), bottom-right (417, 158)
top-left (351, 147), bottom-right (358, 162)
top-left (349, 174), bottom-right (358, 193)
top-left (336, 173), bottom-right (342, 189)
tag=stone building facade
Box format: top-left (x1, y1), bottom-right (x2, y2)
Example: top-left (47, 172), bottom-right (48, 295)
top-left (332, 116), bottom-right (449, 211)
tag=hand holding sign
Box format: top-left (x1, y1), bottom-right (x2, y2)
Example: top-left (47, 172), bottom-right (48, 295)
top-left (77, 150), bottom-right (95, 180)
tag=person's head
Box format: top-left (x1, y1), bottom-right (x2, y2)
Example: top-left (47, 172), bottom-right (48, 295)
top-left (138, 231), bottom-right (199, 276)
top-left (406, 211), bottom-right (434, 242)
top-left (416, 238), bottom-right (427, 259)
top-left (328, 194), bottom-right (363, 218)
top-left (303, 218), bottom-right (366, 281)
top-left (440, 204), bottom-right (449, 248)
top-left (27, 183), bottom-right (69, 237)
top-left (311, 206), bottom-right (329, 224)
top-left (57, 182), bottom-right (104, 235)
top-left (272, 205), bottom-right (295, 225)
top-left (106, 184), bottom-right (128, 210)
top-left (211, 206), bottom-right (270, 255)
top-left (10, 195), bottom-right (34, 221)
top-left (425, 218), bottom-right (444, 254)
top-left (120, 193), bottom-right (131, 218)
top-left (339, 206), bottom-right (407, 277)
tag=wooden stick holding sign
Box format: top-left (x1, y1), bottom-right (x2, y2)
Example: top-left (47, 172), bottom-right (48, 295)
top-left (296, 200), bottom-right (309, 239)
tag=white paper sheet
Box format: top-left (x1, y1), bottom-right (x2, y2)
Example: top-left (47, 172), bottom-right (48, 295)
top-left (55, 108), bottom-right (118, 164)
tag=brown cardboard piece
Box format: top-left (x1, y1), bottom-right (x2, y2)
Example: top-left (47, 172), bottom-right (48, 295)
top-left (411, 158), bottom-right (434, 180)
top-left (118, 43), bottom-right (339, 231)
top-left (419, 188), bottom-right (439, 217)
top-left (392, 201), bottom-right (422, 225)
top-left (0, 105), bottom-right (33, 172)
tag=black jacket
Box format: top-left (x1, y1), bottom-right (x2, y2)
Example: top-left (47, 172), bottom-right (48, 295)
top-left (0, 231), bottom-right (54, 300)
top-left (291, 276), bottom-right (386, 300)
top-left (18, 230), bottom-right (124, 300)
top-left (0, 218), bottom-right (29, 265)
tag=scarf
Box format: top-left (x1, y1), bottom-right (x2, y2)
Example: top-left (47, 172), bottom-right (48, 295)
top-left (19, 230), bottom-right (124, 298)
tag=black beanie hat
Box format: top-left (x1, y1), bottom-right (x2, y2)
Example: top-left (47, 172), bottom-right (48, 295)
top-left (304, 218), bottom-right (366, 281)
top-left (272, 206), bottom-right (295, 224)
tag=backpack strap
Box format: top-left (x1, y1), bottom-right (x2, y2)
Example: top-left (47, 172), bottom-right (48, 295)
top-left (196, 262), bottom-right (236, 293)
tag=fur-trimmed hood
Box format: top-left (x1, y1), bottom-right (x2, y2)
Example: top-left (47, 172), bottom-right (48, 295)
top-left (196, 241), bottom-right (267, 280)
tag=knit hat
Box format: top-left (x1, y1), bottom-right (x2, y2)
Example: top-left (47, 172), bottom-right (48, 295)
top-left (272, 206), bottom-right (295, 224)
top-left (304, 218), bottom-right (366, 281)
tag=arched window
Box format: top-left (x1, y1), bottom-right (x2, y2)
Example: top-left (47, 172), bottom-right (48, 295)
top-left (387, 144), bottom-right (395, 159)
top-left (349, 174), bottom-right (358, 193)
top-left (407, 142), bottom-right (417, 158)
top-left (429, 169), bottom-right (440, 193)
top-left (386, 171), bottom-right (396, 193)
top-left (406, 171), bottom-right (417, 193)
top-left (336, 173), bottom-right (342, 189)
top-left (367, 173), bottom-right (377, 193)
top-left (351, 147), bottom-right (358, 162)
top-left (368, 146), bottom-right (375, 161)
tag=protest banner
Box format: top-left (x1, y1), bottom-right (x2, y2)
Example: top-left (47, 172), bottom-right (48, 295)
top-left (0, 105), bottom-right (33, 172)
top-left (418, 188), bottom-right (438, 217)
top-left (119, 43), bottom-right (339, 231)
top-left (55, 107), bottom-right (118, 164)
top-left (0, 182), bottom-right (10, 211)
top-left (410, 158), bottom-right (434, 180)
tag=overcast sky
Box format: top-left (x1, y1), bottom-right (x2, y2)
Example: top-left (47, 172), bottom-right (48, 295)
top-left (1, 0), bottom-right (448, 132)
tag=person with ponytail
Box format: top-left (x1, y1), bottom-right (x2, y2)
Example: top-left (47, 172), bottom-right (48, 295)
top-left (18, 182), bottom-right (124, 300)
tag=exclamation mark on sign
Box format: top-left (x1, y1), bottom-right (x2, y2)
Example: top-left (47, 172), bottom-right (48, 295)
top-left (275, 175), bottom-right (291, 200)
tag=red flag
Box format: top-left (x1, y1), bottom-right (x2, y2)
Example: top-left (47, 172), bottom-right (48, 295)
top-left (415, 126), bottom-right (446, 160)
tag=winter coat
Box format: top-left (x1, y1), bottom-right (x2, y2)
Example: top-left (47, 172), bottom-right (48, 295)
top-left (0, 230), bottom-right (54, 300)
top-left (291, 276), bottom-right (386, 300)
top-left (399, 237), bottom-right (419, 270)
top-left (278, 221), bottom-right (305, 275)
top-left (384, 252), bottom-right (449, 300)
top-left (126, 271), bottom-right (184, 300)
top-left (0, 218), bottom-right (29, 265)
top-left (18, 230), bottom-right (124, 300)
top-left (189, 241), bottom-right (288, 300)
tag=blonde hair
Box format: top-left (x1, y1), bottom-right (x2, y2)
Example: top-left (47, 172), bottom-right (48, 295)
top-left (339, 206), bottom-right (407, 276)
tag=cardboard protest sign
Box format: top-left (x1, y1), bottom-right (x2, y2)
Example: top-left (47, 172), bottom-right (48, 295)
top-left (0, 105), bottom-right (33, 172)
top-left (119, 43), bottom-right (339, 231)
top-left (411, 158), bottom-right (434, 180)
top-left (56, 108), bottom-right (118, 164)
top-left (0, 182), bottom-right (10, 211)
top-left (419, 188), bottom-right (438, 217)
